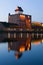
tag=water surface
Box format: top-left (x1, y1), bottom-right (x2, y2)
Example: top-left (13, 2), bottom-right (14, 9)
top-left (0, 33), bottom-right (43, 65)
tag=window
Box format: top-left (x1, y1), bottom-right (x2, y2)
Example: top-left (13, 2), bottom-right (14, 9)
top-left (20, 15), bottom-right (25, 21)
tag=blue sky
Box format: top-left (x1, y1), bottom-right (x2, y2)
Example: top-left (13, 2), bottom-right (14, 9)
top-left (0, 0), bottom-right (43, 22)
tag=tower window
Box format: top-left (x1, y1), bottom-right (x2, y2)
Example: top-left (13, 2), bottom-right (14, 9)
top-left (20, 15), bottom-right (25, 21)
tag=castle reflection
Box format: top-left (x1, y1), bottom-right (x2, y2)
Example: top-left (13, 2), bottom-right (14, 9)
top-left (8, 35), bottom-right (31, 59)
top-left (0, 33), bottom-right (43, 59)
top-left (7, 34), bottom-right (43, 59)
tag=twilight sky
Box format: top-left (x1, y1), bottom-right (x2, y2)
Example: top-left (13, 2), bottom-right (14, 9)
top-left (0, 0), bottom-right (43, 22)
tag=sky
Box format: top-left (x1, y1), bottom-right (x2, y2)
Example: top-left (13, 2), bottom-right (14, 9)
top-left (0, 0), bottom-right (43, 23)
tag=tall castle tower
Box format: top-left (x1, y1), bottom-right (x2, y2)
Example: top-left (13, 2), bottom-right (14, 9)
top-left (8, 6), bottom-right (31, 29)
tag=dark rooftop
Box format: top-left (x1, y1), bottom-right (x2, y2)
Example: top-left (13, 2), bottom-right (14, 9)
top-left (15, 6), bottom-right (23, 12)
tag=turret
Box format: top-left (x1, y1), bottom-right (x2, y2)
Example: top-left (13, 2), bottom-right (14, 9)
top-left (15, 6), bottom-right (23, 14)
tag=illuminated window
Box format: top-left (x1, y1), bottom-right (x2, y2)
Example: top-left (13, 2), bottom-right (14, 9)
top-left (14, 33), bottom-right (16, 38)
top-left (42, 39), bottom-right (43, 43)
top-left (8, 47), bottom-right (10, 51)
top-left (28, 16), bottom-right (30, 18)
top-left (26, 19), bottom-right (31, 27)
top-left (42, 24), bottom-right (43, 27)
top-left (20, 15), bottom-right (25, 21)
top-left (26, 19), bottom-right (30, 23)
top-left (29, 19), bottom-right (31, 23)
top-left (14, 28), bottom-right (16, 30)
top-left (8, 33), bottom-right (10, 38)
top-left (19, 46), bottom-right (25, 52)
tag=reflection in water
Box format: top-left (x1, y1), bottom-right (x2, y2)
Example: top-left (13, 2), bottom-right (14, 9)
top-left (8, 34), bottom-right (31, 59)
top-left (0, 33), bottom-right (43, 59)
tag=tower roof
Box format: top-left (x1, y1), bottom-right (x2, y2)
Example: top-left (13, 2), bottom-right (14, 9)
top-left (15, 6), bottom-right (23, 12)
